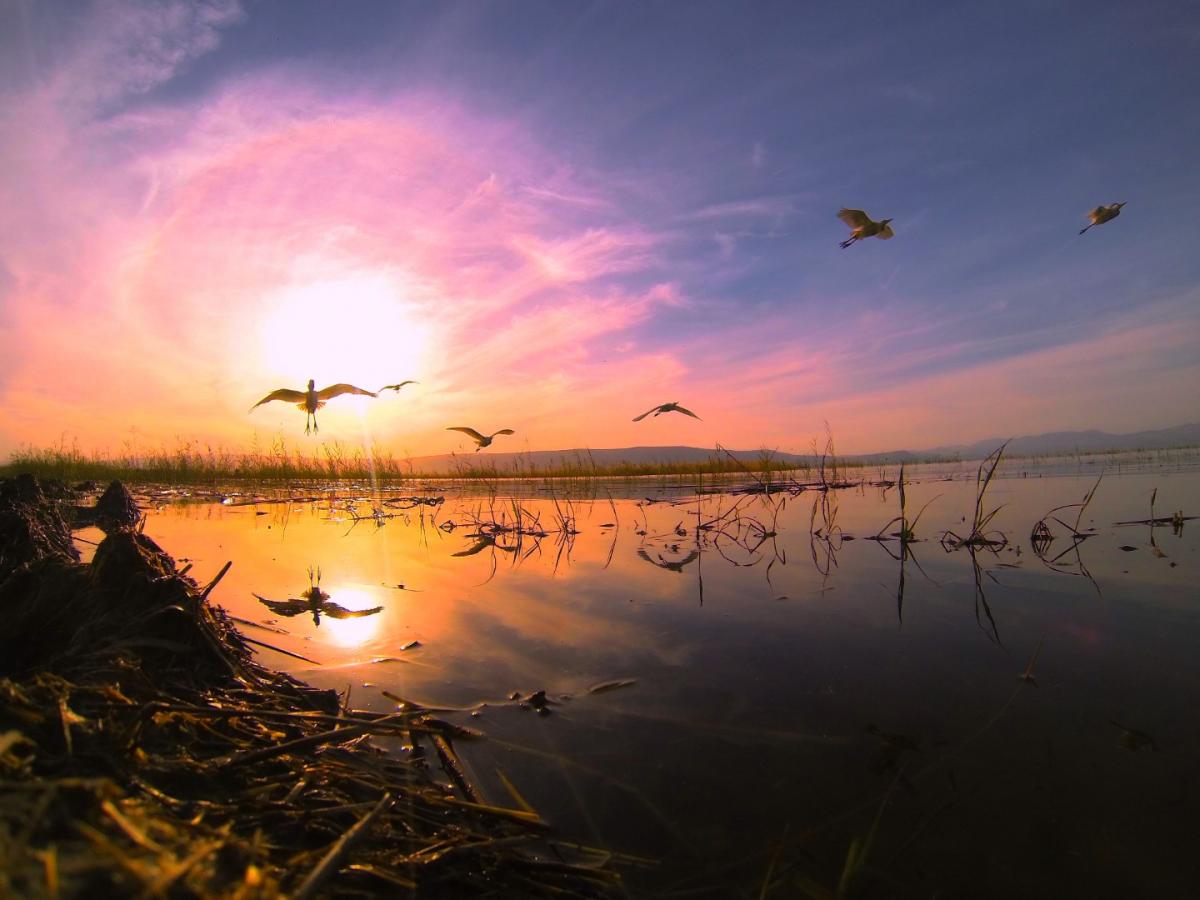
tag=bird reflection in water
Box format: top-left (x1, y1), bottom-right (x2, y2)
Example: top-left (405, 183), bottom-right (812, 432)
top-left (637, 547), bottom-right (700, 573)
top-left (253, 567), bottom-right (383, 626)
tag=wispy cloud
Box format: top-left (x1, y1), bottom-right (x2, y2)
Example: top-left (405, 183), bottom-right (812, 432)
top-left (509, 228), bottom-right (659, 284)
top-left (661, 291), bottom-right (1200, 452)
top-left (44, 0), bottom-right (243, 112)
top-left (0, 21), bottom-right (685, 454)
top-left (2, 1), bottom-right (1198, 458)
top-left (684, 197), bottom-right (796, 222)
top-left (750, 141), bottom-right (766, 169)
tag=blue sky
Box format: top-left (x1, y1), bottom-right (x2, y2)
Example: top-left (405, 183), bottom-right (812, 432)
top-left (1, 0), bottom-right (1197, 455)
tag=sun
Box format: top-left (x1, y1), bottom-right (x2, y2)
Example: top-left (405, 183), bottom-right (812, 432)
top-left (258, 270), bottom-right (432, 392)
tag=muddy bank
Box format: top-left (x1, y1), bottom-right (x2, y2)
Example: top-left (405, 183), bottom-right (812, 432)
top-left (0, 475), bottom-right (619, 898)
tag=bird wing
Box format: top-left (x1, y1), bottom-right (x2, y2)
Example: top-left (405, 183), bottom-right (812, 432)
top-left (249, 389), bottom-right (305, 411)
top-left (252, 594), bottom-right (307, 616)
top-left (452, 535), bottom-right (494, 557)
top-left (315, 383), bottom-right (376, 400)
top-left (490, 429), bottom-right (515, 437)
top-left (321, 602), bottom-right (384, 619)
top-left (447, 426), bottom-right (486, 442)
top-left (1087, 206), bottom-right (1105, 222)
top-left (877, 224), bottom-right (895, 240)
top-left (672, 405), bottom-right (701, 419)
top-left (632, 405), bottom-right (663, 422)
top-left (381, 380), bottom-right (417, 392)
top-left (838, 208), bottom-right (870, 228)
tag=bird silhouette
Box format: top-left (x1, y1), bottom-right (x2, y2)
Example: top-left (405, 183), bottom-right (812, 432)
top-left (637, 548), bottom-right (700, 573)
top-left (1079, 202), bottom-right (1125, 235)
top-left (252, 568), bottom-right (383, 626)
top-left (452, 532), bottom-right (517, 557)
top-left (250, 379), bottom-right (376, 434)
top-left (632, 402), bottom-right (701, 422)
top-left (838, 208), bottom-right (894, 248)
top-left (447, 426), bottom-right (515, 450)
top-left (379, 380), bottom-right (418, 392)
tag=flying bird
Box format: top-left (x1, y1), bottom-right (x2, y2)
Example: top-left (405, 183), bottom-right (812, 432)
top-left (632, 402), bottom-right (701, 422)
top-left (249, 379), bottom-right (376, 434)
top-left (837, 208), bottom-right (894, 248)
top-left (379, 380), bottom-right (418, 392)
top-left (1079, 202), bottom-right (1126, 235)
top-left (446, 426), bottom-right (515, 450)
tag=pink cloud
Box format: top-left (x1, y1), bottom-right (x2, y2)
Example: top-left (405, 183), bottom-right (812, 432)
top-left (1, 4), bottom-right (1195, 461)
top-left (0, 46), bottom-right (692, 455)
top-left (667, 295), bottom-right (1200, 453)
top-left (46, 0), bottom-right (244, 111)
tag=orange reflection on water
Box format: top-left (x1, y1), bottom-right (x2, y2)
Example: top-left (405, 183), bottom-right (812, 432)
top-left (143, 495), bottom-right (705, 693)
top-left (320, 584), bottom-right (387, 647)
top-left (133, 472), bottom-right (1200, 899)
top-left (141, 471), bottom-right (1200, 702)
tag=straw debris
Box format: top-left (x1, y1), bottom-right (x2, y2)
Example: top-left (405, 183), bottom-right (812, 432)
top-left (0, 476), bottom-right (620, 898)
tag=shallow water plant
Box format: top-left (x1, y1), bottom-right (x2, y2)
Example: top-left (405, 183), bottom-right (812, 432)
top-left (941, 441), bottom-right (1010, 550)
top-left (1031, 473), bottom-right (1103, 547)
top-left (873, 464), bottom-right (939, 543)
top-left (1030, 474), bottom-right (1104, 595)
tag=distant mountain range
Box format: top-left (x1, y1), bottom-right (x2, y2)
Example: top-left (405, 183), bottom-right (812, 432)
top-left (923, 423), bottom-right (1200, 458)
top-left (400, 424), bottom-right (1200, 473)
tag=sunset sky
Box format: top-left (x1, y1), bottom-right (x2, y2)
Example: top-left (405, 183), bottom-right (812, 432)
top-left (2, 0), bottom-right (1198, 459)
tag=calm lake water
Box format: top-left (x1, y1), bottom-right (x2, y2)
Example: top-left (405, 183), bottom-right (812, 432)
top-left (94, 460), bottom-right (1200, 898)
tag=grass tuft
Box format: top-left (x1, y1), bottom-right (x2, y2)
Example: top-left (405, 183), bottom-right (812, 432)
top-left (940, 441), bottom-right (1010, 550)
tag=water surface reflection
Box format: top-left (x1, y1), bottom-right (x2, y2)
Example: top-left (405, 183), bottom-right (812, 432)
top-left (134, 468), bottom-right (1200, 897)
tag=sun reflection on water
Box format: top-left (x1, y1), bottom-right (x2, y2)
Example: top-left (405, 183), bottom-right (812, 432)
top-left (321, 584), bottom-right (387, 648)
top-left (138, 471), bottom-right (1200, 898)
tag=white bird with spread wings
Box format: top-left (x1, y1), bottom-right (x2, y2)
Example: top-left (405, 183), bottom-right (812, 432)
top-left (446, 426), bottom-right (515, 450)
top-left (837, 208), bottom-right (894, 248)
top-left (1079, 202), bottom-right (1125, 235)
top-left (249, 379), bottom-right (376, 434)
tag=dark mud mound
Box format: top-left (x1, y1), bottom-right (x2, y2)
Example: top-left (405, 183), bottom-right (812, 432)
top-left (0, 476), bottom-right (621, 898)
top-left (92, 480), bottom-right (142, 532)
top-left (61, 479), bottom-right (142, 533)
top-left (0, 473), bottom-right (79, 582)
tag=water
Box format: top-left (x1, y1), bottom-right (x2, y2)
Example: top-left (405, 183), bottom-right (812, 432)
top-left (101, 464), bottom-right (1200, 898)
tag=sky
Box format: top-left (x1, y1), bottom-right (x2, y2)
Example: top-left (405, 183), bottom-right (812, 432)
top-left (1, 0), bottom-right (1198, 459)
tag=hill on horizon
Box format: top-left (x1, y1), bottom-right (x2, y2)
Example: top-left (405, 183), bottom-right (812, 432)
top-left (401, 423), bottom-right (1200, 473)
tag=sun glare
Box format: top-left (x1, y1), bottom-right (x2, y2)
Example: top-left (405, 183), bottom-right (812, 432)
top-left (258, 272), bottom-right (433, 392)
top-left (321, 585), bottom-right (387, 649)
